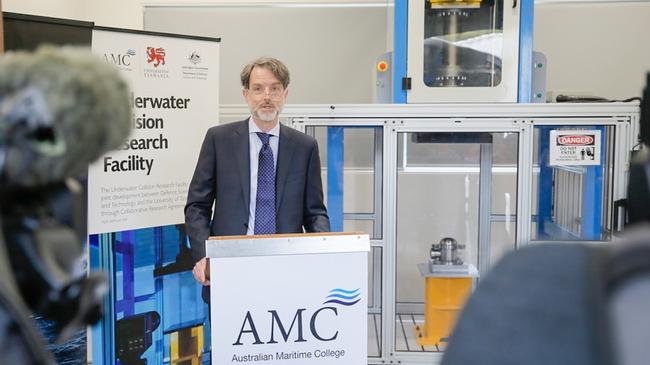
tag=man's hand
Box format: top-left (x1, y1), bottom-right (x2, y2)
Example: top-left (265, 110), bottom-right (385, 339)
top-left (192, 257), bottom-right (210, 286)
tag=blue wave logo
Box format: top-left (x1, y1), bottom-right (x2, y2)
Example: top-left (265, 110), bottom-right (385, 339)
top-left (323, 288), bottom-right (361, 306)
top-left (126, 49), bottom-right (136, 56)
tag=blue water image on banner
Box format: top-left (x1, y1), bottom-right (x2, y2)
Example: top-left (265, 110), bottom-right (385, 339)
top-left (90, 224), bottom-right (210, 365)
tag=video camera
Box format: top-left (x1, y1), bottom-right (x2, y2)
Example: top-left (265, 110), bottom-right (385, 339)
top-left (0, 46), bottom-right (131, 364)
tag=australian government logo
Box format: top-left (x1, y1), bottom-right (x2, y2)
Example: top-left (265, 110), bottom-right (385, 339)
top-left (189, 51), bottom-right (201, 64)
top-left (103, 49), bottom-right (135, 72)
top-left (182, 50), bottom-right (209, 80)
top-left (230, 288), bottom-right (361, 363)
top-left (144, 46), bottom-right (169, 79)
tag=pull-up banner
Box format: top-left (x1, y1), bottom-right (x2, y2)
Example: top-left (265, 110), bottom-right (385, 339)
top-left (89, 27), bottom-right (219, 365)
top-left (90, 27), bottom-right (219, 233)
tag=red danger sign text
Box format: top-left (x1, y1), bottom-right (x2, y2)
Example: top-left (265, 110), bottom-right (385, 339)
top-left (557, 135), bottom-right (594, 146)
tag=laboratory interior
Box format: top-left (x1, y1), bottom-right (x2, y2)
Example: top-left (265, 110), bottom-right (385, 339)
top-left (0, 0), bottom-right (649, 365)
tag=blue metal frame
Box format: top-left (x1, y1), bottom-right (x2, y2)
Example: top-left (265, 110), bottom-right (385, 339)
top-left (393, 0), bottom-right (408, 103)
top-left (536, 126), bottom-right (605, 240)
top-left (327, 127), bottom-right (345, 232)
top-left (518, 0), bottom-right (535, 103)
top-left (580, 126), bottom-right (605, 240)
top-left (525, 0), bottom-right (602, 240)
top-left (537, 126), bottom-right (553, 238)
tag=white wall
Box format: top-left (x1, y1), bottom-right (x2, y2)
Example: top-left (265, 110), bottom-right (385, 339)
top-left (534, 2), bottom-right (650, 99)
top-left (3, 0), bottom-right (87, 22)
top-left (144, 5), bottom-right (389, 104)
top-left (3, 0), bottom-right (385, 30)
top-left (4, 0), bottom-right (649, 100)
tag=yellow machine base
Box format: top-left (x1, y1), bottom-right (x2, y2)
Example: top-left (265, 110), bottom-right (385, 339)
top-left (415, 277), bottom-right (473, 346)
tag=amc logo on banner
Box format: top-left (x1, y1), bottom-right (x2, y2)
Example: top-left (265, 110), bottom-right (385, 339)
top-left (232, 288), bottom-right (361, 346)
top-left (103, 49), bottom-right (135, 67)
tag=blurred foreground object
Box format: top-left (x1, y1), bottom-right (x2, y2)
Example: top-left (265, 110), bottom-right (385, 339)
top-left (0, 46), bottom-right (131, 186)
top-left (627, 73), bottom-right (650, 224)
top-left (441, 226), bottom-right (650, 365)
top-left (0, 46), bottom-right (131, 364)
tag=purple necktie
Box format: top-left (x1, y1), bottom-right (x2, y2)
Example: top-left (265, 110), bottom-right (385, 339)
top-left (254, 132), bottom-right (276, 234)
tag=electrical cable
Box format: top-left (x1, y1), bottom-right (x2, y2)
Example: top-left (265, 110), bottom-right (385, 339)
top-left (556, 94), bottom-right (642, 103)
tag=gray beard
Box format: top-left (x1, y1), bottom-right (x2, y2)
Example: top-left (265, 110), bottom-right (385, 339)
top-left (255, 108), bottom-right (279, 123)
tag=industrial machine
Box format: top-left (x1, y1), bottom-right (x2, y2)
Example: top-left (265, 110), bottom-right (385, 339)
top-left (277, 101), bottom-right (638, 364)
top-left (393, 0), bottom-right (534, 103)
top-left (415, 237), bottom-right (478, 347)
top-left (216, 2), bottom-right (637, 364)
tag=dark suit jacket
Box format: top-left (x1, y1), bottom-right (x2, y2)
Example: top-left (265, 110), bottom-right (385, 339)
top-left (184, 118), bottom-right (330, 268)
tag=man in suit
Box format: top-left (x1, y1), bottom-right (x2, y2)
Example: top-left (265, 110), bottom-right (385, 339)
top-left (185, 57), bottom-right (330, 299)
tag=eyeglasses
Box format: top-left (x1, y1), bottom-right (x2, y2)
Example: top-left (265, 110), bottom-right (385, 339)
top-left (247, 84), bottom-right (285, 98)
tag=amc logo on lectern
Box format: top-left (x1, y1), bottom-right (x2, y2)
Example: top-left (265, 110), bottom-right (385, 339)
top-left (232, 288), bottom-right (361, 346)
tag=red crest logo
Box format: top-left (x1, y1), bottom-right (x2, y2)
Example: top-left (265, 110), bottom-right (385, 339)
top-left (146, 47), bottom-right (166, 67)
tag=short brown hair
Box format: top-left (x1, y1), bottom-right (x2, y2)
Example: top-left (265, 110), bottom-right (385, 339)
top-left (240, 57), bottom-right (290, 89)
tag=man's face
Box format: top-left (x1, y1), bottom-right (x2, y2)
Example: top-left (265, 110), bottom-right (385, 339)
top-left (243, 66), bottom-right (288, 128)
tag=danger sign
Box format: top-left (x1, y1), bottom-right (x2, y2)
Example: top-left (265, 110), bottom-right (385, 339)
top-left (549, 129), bottom-right (601, 166)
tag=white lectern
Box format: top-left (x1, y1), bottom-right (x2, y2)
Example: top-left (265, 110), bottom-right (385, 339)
top-left (206, 232), bottom-right (369, 365)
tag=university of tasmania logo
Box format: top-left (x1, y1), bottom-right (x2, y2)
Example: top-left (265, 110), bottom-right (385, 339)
top-left (146, 47), bottom-right (166, 67)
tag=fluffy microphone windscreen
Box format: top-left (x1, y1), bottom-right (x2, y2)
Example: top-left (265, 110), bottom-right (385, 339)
top-left (0, 45), bottom-right (132, 187)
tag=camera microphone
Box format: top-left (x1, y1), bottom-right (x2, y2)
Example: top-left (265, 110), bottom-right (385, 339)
top-left (0, 45), bottom-right (132, 188)
top-left (0, 46), bottom-right (132, 360)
